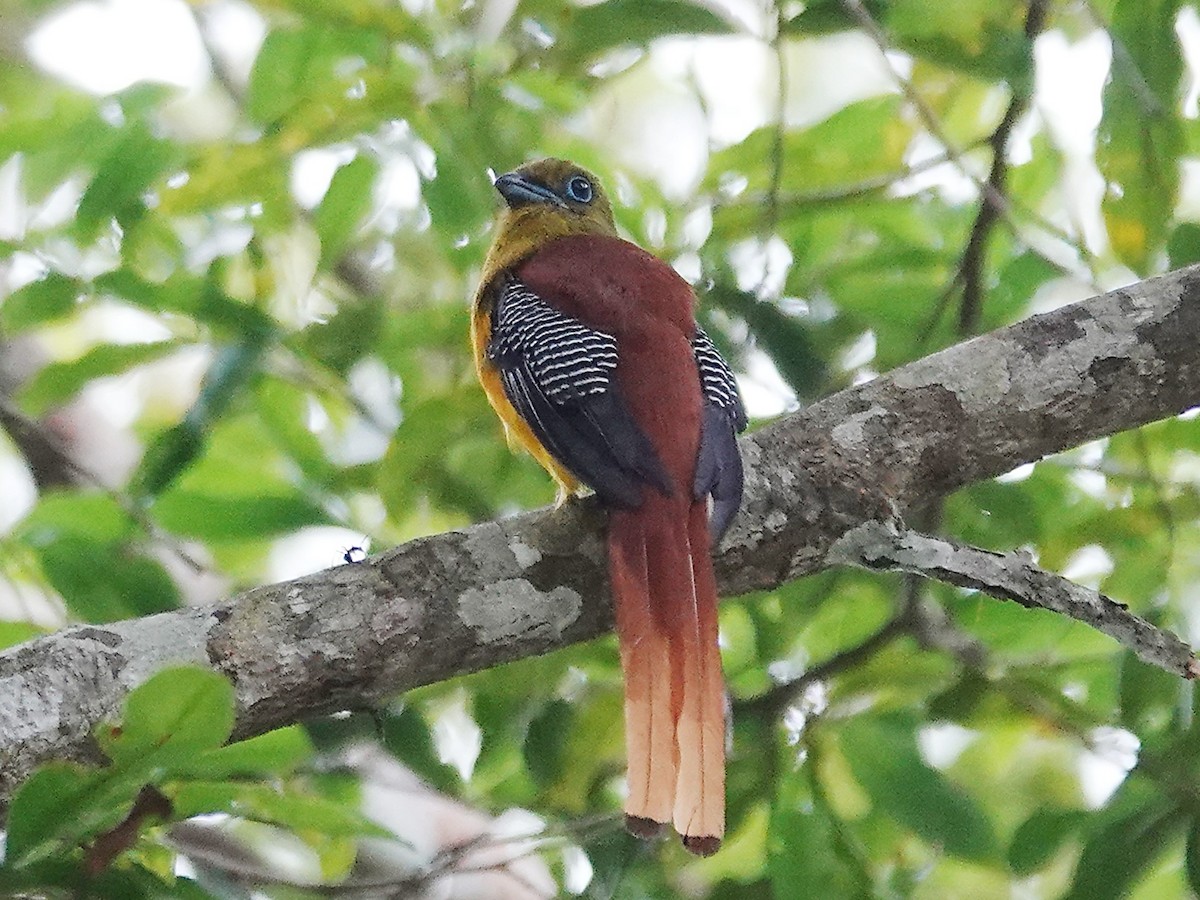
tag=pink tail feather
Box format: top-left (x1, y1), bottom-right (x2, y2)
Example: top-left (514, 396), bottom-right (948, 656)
top-left (608, 497), bottom-right (725, 854)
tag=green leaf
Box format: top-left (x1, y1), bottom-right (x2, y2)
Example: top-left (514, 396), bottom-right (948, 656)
top-left (839, 713), bottom-right (998, 861)
top-left (770, 746), bottom-right (871, 898)
top-left (0, 620), bottom-right (45, 650)
top-left (4, 763), bottom-right (90, 868)
top-left (131, 421), bottom-right (205, 498)
top-left (787, 0), bottom-right (1029, 80)
top-left (178, 726), bottom-right (314, 779)
top-left (1096, 0), bottom-right (1184, 272)
top-left (100, 667), bottom-right (235, 769)
top-left (381, 705), bottom-right (460, 793)
top-left (1120, 651), bottom-right (1183, 736)
top-left (190, 337), bottom-right (272, 424)
top-left (245, 26), bottom-right (388, 126)
top-left (314, 155), bottom-right (378, 262)
top-left (1186, 817), bottom-right (1200, 897)
top-left (1168, 222), bottom-right (1200, 268)
top-left (254, 378), bottom-right (334, 483)
top-left (132, 335), bottom-right (270, 496)
top-left (74, 121), bottom-right (178, 239)
top-left (2, 761), bottom-right (160, 870)
top-left (95, 267), bottom-right (275, 338)
top-left (34, 536), bottom-right (181, 622)
top-left (170, 781), bottom-right (390, 838)
top-left (0, 272), bottom-right (82, 331)
top-left (987, 251), bottom-right (1059, 325)
top-left (422, 124), bottom-right (495, 242)
top-left (885, 0), bottom-right (1031, 81)
top-left (708, 97), bottom-right (912, 196)
top-left (18, 491), bottom-right (131, 543)
top-left (246, 29), bottom-right (315, 125)
top-left (151, 489), bottom-right (330, 540)
top-left (553, 0), bottom-right (732, 65)
top-left (1008, 807), bottom-right (1088, 875)
top-left (706, 281), bottom-right (828, 400)
top-left (19, 340), bottom-right (183, 415)
top-left (524, 698), bottom-right (573, 788)
top-left (783, 0), bottom-right (888, 35)
top-left (292, 294), bottom-right (384, 376)
top-left (5, 763), bottom-right (111, 867)
top-left (1065, 796), bottom-right (1185, 899)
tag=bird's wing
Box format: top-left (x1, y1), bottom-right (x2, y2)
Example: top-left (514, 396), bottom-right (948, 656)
top-left (487, 276), bottom-right (673, 507)
top-left (690, 326), bottom-right (746, 540)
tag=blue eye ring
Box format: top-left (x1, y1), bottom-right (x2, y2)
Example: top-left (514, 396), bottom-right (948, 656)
top-left (565, 175), bottom-right (593, 204)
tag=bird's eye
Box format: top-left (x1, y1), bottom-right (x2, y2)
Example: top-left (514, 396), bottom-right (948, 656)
top-left (565, 175), bottom-right (593, 204)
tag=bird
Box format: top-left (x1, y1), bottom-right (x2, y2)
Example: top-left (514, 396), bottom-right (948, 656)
top-left (471, 158), bottom-right (746, 855)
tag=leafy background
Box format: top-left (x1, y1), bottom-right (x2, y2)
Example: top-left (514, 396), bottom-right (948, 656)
top-left (2, 0), bottom-right (1200, 896)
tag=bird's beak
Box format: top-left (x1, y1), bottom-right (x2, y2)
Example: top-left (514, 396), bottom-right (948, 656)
top-left (494, 172), bottom-right (567, 209)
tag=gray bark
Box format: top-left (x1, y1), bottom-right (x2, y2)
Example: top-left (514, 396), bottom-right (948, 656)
top-left (2, 264), bottom-right (1199, 816)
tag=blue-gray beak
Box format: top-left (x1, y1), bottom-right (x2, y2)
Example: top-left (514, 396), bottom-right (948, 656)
top-left (494, 172), bottom-right (567, 209)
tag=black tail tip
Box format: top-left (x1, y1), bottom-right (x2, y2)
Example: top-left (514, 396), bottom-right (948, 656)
top-left (625, 815), bottom-right (667, 840)
top-left (682, 834), bottom-right (722, 856)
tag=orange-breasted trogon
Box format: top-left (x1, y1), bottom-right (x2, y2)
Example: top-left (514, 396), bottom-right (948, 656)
top-left (471, 158), bottom-right (746, 855)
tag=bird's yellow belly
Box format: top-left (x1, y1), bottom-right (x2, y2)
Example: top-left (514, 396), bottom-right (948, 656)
top-left (472, 306), bottom-right (582, 503)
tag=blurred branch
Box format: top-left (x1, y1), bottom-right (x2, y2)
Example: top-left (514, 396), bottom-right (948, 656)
top-left (0, 394), bottom-right (210, 575)
top-left (763, 2), bottom-right (789, 240)
top-left (1082, 0), bottom-right (1164, 117)
top-left (957, 0), bottom-right (1050, 335)
top-left (0, 392), bottom-right (82, 491)
top-left (190, 4), bottom-right (245, 104)
top-left (827, 520), bottom-right (1198, 679)
top-left (188, 3), bottom-right (384, 301)
top-left (2, 264), bottom-right (1200, 816)
top-left (0, 337), bottom-right (82, 490)
top-left (1133, 428), bottom-right (1179, 580)
top-left (84, 785), bottom-right (172, 876)
top-left (741, 540), bottom-right (988, 721)
top-left (167, 745), bottom-right (597, 897)
top-left (840, 0), bottom-right (1097, 284)
top-left (169, 818), bottom-right (553, 898)
top-left (738, 610), bottom-right (910, 719)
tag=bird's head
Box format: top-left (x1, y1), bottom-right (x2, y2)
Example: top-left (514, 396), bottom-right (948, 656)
top-left (479, 159), bottom-right (618, 283)
top-left (493, 158), bottom-right (617, 235)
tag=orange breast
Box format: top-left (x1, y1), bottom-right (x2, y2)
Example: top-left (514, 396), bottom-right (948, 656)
top-left (470, 303), bottom-right (582, 501)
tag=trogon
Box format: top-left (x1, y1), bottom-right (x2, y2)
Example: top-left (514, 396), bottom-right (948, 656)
top-left (471, 158), bottom-right (746, 855)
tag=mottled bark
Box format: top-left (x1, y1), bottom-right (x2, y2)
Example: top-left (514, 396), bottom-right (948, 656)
top-left (828, 521), bottom-right (1199, 678)
top-left (2, 264), bottom-right (1199, 816)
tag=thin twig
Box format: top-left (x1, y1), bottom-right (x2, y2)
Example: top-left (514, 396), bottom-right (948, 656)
top-left (840, 0), bottom-right (1100, 294)
top-left (958, 0), bottom-right (1051, 334)
top-left (0, 395), bottom-right (211, 575)
top-left (764, 1), bottom-right (789, 240)
top-left (84, 785), bottom-right (173, 875)
top-left (1133, 429), bottom-right (1178, 582)
top-left (714, 144), bottom-right (984, 219)
top-left (739, 612), bottom-right (911, 719)
top-left (1081, 0), bottom-right (1165, 117)
top-left (829, 520), bottom-right (1199, 679)
top-left (169, 807), bottom-right (613, 898)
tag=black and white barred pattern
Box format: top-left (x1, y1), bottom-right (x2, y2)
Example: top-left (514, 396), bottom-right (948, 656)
top-left (692, 327), bottom-right (747, 431)
top-left (488, 280), bottom-right (618, 402)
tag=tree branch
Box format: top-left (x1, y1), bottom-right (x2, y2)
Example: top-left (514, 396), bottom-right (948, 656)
top-left (2, 264), bottom-right (1200, 816)
top-left (958, 0), bottom-right (1050, 334)
top-left (828, 520), bottom-right (1199, 678)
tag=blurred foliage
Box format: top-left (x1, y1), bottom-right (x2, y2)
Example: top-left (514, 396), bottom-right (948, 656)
top-left (1, 0), bottom-right (1199, 896)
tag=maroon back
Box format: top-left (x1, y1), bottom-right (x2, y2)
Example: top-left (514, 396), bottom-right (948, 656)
top-left (516, 234), bottom-right (703, 498)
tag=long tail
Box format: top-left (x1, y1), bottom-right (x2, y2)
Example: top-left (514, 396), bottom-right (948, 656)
top-left (608, 496), bottom-right (725, 855)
